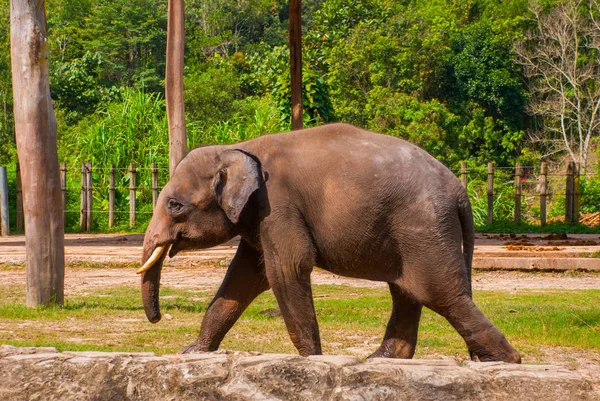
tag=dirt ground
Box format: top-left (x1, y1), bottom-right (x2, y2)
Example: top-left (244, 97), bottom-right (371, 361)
top-left (0, 233), bottom-right (599, 392)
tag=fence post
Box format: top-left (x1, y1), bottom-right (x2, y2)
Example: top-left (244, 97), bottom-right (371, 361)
top-left (461, 161), bottom-right (467, 188)
top-left (565, 161), bottom-right (574, 223)
top-left (60, 162), bottom-right (66, 227)
top-left (514, 161), bottom-right (522, 223)
top-left (80, 163), bottom-right (87, 231)
top-left (129, 163), bottom-right (136, 227)
top-left (86, 161), bottom-right (93, 231)
top-left (0, 166), bottom-right (9, 236)
top-left (16, 163), bottom-right (23, 232)
top-left (109, 164), bottom-right (115, 228)
top-left (487, 162), bottom-right (494, 225)
top-left (540, 162), bottom-right (547, 226)
top-left (574, 162), bottom-right (580, 224)
top-left (152, 162), bottom-right (158, 210)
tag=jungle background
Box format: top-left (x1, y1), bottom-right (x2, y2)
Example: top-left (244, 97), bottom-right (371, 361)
top-left (1, 0), bottom-right (600, 232)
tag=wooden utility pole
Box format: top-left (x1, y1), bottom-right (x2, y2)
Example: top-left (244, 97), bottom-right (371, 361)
top-left (289, 0), bottom-right (303, 130)
top-left (166, 0), bottom-right (187, 176)
top-left (10, 0), bottom-right (64, 306)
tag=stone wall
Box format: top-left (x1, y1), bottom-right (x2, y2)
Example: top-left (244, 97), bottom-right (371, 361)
top-left (0, 346), bottom-right (596, 400)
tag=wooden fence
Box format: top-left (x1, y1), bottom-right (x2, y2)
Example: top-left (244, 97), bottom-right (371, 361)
top-left (0, 160), bottom-right (590, 235)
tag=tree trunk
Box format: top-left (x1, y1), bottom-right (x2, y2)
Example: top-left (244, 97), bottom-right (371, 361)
top-left (10, 0), bottom-right (64, 306)
top-left (289, 0), bottom-right (303, 130)
top-left (166, 0), bottom-right (187, 176)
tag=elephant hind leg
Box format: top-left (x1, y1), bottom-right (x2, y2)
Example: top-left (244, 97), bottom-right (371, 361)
top-left (368, 283), bottom-right (422, 359)
top-left (428, 294), bottom-right (521, 363)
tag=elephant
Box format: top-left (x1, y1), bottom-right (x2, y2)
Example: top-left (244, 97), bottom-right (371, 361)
top-left (137, 123), bottom-right (521, 363)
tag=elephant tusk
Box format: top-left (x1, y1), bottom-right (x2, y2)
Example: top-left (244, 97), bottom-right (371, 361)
top-left (136, 245), bottom-right (169, 274)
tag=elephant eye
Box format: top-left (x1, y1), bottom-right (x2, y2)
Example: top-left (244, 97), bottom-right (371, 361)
top-left (168, 198), bottom-right (185, 214)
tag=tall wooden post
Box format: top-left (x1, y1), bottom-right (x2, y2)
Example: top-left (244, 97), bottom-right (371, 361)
top-left (10, 0), bottom-right (64, 306)
top-left (16, 163), bottom-right (23, 232)
top-left (514, 162), bottom-right (522, 223)
top-left (152, 163), bottom-right (159, 209)
top-left (289, 0), bottom-right (303, 130)
top-left (166, 0), bottom-right (187, 176)
top-left (60, 162), bottom-right (66, 226)
top-left (460, 161), bottom-right (467, 188)
top-left (86, 161), bottom-right (92, 231)
top-left (539, 162), bottom-right (547, 226)
top-left (80, 163), bottom-right (87, 231)
top-left (487, 162), bottom-right (494, 225)
top-left (0, 167), bottom-right (9, 236)
top-left (129, 163), bottom-right (137, 227)
top-left (574, 162), bottom-right (580, 224)
top-left (108, 164), bottom-right (115, 228)
top-left (566, 162), bottom-right (574, 223)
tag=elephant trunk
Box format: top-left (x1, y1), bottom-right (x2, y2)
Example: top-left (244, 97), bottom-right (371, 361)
top-left (140, 237), bottom-right (168, 323)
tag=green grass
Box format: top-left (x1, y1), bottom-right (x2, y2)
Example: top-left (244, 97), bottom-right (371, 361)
top-left (0, 284), bottom-right (598, 360)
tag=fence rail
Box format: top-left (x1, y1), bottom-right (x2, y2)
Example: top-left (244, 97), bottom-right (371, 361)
top-left (0, 160), bottom-right (594, 235)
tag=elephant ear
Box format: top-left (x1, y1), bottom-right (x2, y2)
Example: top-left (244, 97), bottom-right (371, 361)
top-left (214, 149), bottom-right (264, 224)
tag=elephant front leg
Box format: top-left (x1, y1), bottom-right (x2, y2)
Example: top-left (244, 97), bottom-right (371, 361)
top-left (261, 228), bottom-right (321, 357)
top-left (368, 283), bottom-right (422, 359)
top-left (180, 240), bottom-right (269, 354)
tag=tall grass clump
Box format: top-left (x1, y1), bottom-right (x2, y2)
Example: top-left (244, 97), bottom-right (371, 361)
top-left (58, 88), bottom-right (169, 231)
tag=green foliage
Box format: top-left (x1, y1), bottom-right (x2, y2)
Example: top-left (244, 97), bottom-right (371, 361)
top-left (58, 88), bottom-right (169, 231)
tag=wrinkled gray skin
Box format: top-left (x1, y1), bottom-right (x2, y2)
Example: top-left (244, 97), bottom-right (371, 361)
top-left (141, 123), bottom-right (521, 363)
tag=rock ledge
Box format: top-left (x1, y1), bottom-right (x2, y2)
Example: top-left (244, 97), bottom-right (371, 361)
top-left (0, 345), bottom-right (595, 400)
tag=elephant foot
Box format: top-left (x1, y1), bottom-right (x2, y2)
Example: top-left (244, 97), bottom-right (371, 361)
top-left (367, 340), bottom-right (415, 359)
top-left (178, 341), bottom-right (211, 354)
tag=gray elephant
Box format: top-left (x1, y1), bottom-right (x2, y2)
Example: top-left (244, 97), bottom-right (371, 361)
top-left (137, 123), bottom-right (521, 363)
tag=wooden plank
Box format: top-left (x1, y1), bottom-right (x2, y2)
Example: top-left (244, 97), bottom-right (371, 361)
top-left (10, 0), bottom-right (64, 306)
top-left (289, 0), bottom-right (303, 130)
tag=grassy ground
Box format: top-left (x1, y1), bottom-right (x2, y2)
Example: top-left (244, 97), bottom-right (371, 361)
top-left (0, 282), bottom-right (598, 362)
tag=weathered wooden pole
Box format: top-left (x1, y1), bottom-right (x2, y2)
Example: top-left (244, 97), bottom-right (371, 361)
top-left (565, 162), bottom-right (574, 223)
top-left (487, 162), bottom-right (494, 225)
top-left (166, 0), bottom-right (187, 176)
top-left (129, 163), bottom-right (137, 227)
top-left (80, 163), bottom-right (87, 231)
top-left (152, 163), bottom-right (159, 209)
top-left (0, 166), bottom-right (9, 236)
top-left (16, 163), bottom-right (23, 232)
top-left (289, 0), bottom-right (303, 130)
top-left (108, 164), bottom-right (115, 228)
top-left (460, 161), bottom-right (467, 188)
top-left (514, 162), bottom-right (522, 223)
top-left (574, 162), bottom-right (580, 224)
top-left (86, 161), bottom-right (92, 231)
top-left (539, 162), bottom-right (547, 226)
top-left (10, 0), bottom-right (64, 306)
top-left (60, 162), bottom-right (66, 226)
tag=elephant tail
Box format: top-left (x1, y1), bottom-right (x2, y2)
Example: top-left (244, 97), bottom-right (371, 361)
top-left (458, 192), bottom-right (475, 296)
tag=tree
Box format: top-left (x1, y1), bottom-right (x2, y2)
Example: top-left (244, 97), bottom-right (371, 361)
top-left (289, 0), bottom-right (303, 130)
top-left (515, 0), bottom-right (600, 171)
top-left (10, 0), bottom-right (64, 306)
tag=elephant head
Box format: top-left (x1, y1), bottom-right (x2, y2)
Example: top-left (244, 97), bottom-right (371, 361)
top-left (137, 147), bottom-right (264, 323)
